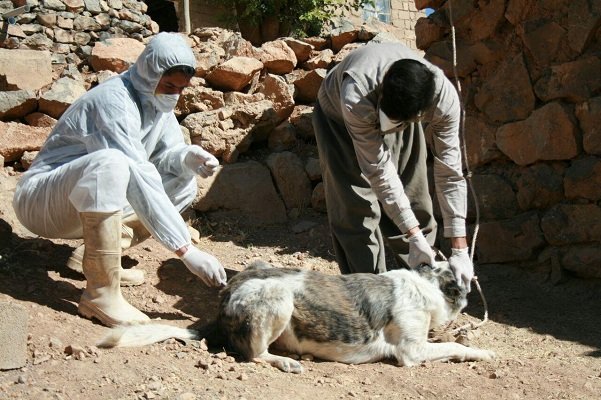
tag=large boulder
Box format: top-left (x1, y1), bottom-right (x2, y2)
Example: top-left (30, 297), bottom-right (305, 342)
top-left (193, 161), bottom-right (287, 225)
top-left (496, 102), bottom-right (578, 166)
top-left (0, 49), bottom-right (53, 91)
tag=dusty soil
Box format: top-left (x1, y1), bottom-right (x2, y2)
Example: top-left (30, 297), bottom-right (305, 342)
top-left (1, 168), bottom-right (600, 400)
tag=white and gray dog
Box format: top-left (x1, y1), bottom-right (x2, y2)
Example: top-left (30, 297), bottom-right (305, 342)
top-left (99, 260), bottom-right (495, 373)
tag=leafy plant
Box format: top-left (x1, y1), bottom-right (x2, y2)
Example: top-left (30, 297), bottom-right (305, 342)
top-left (212, 0), bottom-right (372, 43)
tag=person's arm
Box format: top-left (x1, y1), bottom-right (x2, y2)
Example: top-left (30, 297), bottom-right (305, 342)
top-left (150, 113), bottom-right (219, 178)
top-left (86, 98), bottom-right (192, 252)
top-left (426, 71), bottom-right (473, 287)
top-left (426, 71), bottom-right (467, 245)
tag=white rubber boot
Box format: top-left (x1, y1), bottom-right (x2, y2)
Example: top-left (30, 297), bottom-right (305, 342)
top-left (77, 211), bottom-right (150, 327)
top-left (67, 214), bottom-right (151, 286)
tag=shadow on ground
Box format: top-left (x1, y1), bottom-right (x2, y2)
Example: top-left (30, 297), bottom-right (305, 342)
top-left (0, 231), bottom-right (82, 316)
top-left (192, 211), bottom-right (336, 261)
top-left (464, 263), bottom-right (601, 356)
top-left (154, 258), bottom-right (227, 324)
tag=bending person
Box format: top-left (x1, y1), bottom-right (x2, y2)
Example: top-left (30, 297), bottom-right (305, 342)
top-left (13, 33), bottom-right (227, 327)
top-left (313, 42), bottom-right (473, 289)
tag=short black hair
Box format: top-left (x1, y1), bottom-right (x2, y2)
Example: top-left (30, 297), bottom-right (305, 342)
top-left (380, 59), bottom-right (436, 121)
top-left (163, 64), bottom-right (195, 78)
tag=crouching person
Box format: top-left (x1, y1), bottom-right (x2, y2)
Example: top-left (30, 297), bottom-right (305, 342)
top-left (12, 33), bottom-right (227, 327)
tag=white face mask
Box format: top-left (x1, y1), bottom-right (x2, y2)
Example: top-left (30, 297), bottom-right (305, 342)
top-left (153, 93), bottom-right (180, 112)
top-left (378, 108), bottom-right (425, 135)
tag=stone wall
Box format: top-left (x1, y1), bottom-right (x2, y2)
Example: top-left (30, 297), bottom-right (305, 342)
top-left (0, 1), bottom-right (411, 231)
top-left (414, 0), bottom-right (601, 279)
top-left (389, 0), bottom-right (424, 49)
top-left (0, 0), bottom-right (159, 61)
top-left (174, 1), bottom-right (423, 49)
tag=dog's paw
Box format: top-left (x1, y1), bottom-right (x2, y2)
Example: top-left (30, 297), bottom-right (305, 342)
top-left (273, 357), bottom-right (303, 374)
top-left (481, 350), bottom-right (496, 361)
top-left (472, 349), bottom-right (496, 362)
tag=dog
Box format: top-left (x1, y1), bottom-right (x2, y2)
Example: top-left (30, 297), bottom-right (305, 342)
top-left (98, 260), bottom-right (495, 373)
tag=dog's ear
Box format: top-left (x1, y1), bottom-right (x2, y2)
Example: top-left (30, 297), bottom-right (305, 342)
top-left (415, 263), bottom-right (436, 279)
top-left (438, 268), bottom-right (468, 305)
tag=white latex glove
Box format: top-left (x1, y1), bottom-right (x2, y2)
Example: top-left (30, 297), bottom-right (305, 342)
top-left (184, 145), bottom-right (219, 178)
top-left (448, 247), bottom-right (474, 291)
top-left (407, 230), bottom-right (436, 269)
top-left (180, 246), bottom-right (227, 287)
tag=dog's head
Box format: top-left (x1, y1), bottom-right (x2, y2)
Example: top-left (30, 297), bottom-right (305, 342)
top-left (415, 261), bottom-right (468, 317)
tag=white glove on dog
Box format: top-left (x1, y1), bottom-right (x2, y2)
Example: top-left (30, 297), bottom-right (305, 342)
top-left (180, 246), bottom-right (227, 287)
top-left (184, 145), bottom-right (219, 178)
top-left (448, 247), bottom-right (474, 291)
top-left (408, 230), bottom-right (436, 269)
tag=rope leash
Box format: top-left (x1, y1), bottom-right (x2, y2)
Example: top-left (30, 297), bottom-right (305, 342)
top-left (448, 0), bottom-right (489, 334)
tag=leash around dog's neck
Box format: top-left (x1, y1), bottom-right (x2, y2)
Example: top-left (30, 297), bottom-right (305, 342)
top-left (448, 0), bottom-right (489, 335)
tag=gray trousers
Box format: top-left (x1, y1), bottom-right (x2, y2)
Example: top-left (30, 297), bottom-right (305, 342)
top-left (313, 102), bottom-right (437, 274)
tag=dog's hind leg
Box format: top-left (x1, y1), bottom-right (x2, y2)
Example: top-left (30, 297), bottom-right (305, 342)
top-left (225, 281), bottom-right (303, 373)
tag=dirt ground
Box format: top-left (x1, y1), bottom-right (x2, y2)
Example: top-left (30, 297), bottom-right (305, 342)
top-left (1, 168), bottom-right (600, 400)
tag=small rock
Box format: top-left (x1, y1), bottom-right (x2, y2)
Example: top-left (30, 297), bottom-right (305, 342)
top-left (195, 359), bottom-right (210, 370)
top-left (467, 330), bottom-right (481, 339)
top-left (33, 354), bottom-right (51, 365)
top-left (237, 373), bottom-right (249, 381)
top-left (291, 220), bottom-right (318, 233)
top-left (199, 338), bottom-right (208, 351)
top-left (147, 381), bottom-right (163, 391)
top-left (300, 354), bottom-right (313, 361)
top-left (64, 344), bottom-right (86, 357)
top-left (16, 375), bottom-right (27, 384)
top-left (214, 352), bottom-right (228, 359)
top-left (49, 337), bottom-right (63, 349)
top-left (86, 346), bottom-right (99, 356)
top-left (455, 334), bottom-right (470, 345)
top-left (439, 332), bottom-right (456, 343)
top-left (489, 371), bottom-right (501, 379)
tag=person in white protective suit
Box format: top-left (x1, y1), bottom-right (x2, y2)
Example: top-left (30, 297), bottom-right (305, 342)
top-left (13, 32), bottom-right (227, 327)
top-left (313, 42), bottom-right (473, 290)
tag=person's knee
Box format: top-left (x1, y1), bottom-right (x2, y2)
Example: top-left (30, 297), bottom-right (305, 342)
top-left (91, 149), bottom-right (130, 170)
top-left (88, 149), bottom-right (131, 185)
top-left (70, 150), bottom-right (132, 212)
top-left (171, 177), bottom-right (197, 212)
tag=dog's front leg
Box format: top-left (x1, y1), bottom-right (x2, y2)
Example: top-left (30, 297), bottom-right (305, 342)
top-left (398, 341), bottom-right (496, 366)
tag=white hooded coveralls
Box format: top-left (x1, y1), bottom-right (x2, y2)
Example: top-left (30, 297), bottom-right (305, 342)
top-left (13, 33), bottom-right (199, 252)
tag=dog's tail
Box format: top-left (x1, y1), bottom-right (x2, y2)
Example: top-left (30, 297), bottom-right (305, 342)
top-left (97, 323), bottom-right (199, 348)
top-left (96, 319), bottom-right (226, 349)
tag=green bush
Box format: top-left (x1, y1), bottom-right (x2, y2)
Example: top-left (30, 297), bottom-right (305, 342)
top-left (213, 0), bottom-right (371, 44)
